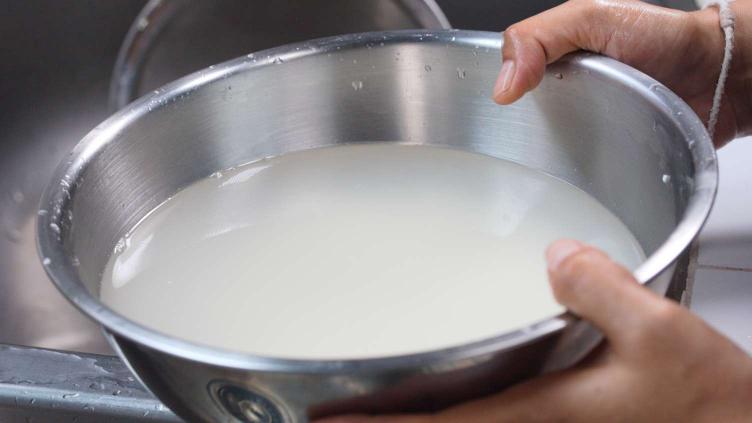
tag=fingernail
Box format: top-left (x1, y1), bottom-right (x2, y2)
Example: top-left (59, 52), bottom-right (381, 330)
top-left (493, 60), bottom-right (515, 97)
top-left (545, 240), bottom-right (583, 272)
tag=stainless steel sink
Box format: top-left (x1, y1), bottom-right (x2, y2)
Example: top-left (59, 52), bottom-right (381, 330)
top-left (0, 0), bottom-right (696, 421)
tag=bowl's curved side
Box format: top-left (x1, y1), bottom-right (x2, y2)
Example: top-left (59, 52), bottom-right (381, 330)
top-left (36, 29), bottom-right (579, 373)
top-left (108, 327), bottom-right (571, 422)
top-left (36, 29), bottom-right (716, 421)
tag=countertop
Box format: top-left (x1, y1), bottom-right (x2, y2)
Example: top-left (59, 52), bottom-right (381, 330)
top-left (692, 137), bottom-right (752, 353)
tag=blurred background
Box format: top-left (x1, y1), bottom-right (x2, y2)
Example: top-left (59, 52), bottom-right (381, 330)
top-left (0, 0), bottom-right (705, 356)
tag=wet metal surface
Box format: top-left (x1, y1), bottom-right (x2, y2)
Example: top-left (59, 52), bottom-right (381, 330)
top-left (0, 344), bottom-right (179, 422)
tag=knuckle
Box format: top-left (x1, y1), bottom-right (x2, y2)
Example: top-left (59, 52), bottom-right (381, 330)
top-left (559, 249), bottom-right (603, 280)
top-left (570, 0), bottom-right (597, 11)
top-left (551, 250), bottom-right (602, 299)
top-left (650, 301), bottom-right (682, 327)
top-left (503, 25), bottom-right (523, 41)
top-left (576, 0), bottom-right (608, 22)
top-left (638, 301), bottom-right (682, 339)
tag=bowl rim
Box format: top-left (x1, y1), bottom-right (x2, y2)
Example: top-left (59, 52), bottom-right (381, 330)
top-left (37, 29), bottom-right (718, 373)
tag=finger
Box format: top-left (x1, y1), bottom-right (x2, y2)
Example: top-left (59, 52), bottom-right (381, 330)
top-left (313, 415), bottom-right (431, 423)
top-left (313, 370), bottom-right (613, 423)
top-left (493, 0), bottom-right (644, 104)
top-left (434, 364), bottom-right (618, 422)
top-left (544, 239), bottom-right (671, 354)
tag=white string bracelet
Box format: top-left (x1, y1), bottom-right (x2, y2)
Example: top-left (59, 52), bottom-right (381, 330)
top-left (702, 0), bottom-right (736, 139)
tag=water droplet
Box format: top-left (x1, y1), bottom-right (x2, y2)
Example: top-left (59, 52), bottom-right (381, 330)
top-left (136, 17), bottom-right (149, 31)
top-left (554, 73), bottom-right (563, 80)
top-left (209, 171), bottom-right (223, 179)
top-left (49, 223), bottom-right (60, 234)
top-left (273, 57), bottom-right (284, 65)
top-left (112, 390), bottom-right (121, 396)
top-left (351, 80), bottom-right (364, 91)
top-left (472, 51), bottom-right (478, 57)
top-left (38, 209), bottom-right (48, 216)
top-left (456, 68), bottom-right (466, 79)
top-left (662, 174), bottom-right (672, 184)
top-left (113, 237), bottom-right (126, 254)
top-left (43, 257), bottom-right (51, 266)
top-left (62, 393), bottom-right (79, 399)
top-left (424, 64), bottom-right (432, 72)
top-left (72, 256), bottom-right (80, 267)
top-left (247, 53), bottom-right (255, 59)
top-left (451, 36), bottom-right (456, 41)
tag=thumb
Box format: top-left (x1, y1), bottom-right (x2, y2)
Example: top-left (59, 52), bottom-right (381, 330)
top-left (493, 0), bottom-right (642, 104)
top-left (544, 239), bottom-right (669, 354)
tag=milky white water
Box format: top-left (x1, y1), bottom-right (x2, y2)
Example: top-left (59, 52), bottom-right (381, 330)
top-left (100, 144), bottom-right (645, 359)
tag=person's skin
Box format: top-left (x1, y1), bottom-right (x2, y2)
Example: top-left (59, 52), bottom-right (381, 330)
top-left (317, 1), bottom-right (752, 421)
top-left (495, 0), bottom-right (752, 147)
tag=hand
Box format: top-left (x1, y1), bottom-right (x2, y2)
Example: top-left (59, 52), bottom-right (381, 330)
top-left (317, 240), bottom-right (752, 422)
top-left (492, 0), bottom-right (752, 147)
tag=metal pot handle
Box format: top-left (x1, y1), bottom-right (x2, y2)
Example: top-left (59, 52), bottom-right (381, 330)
top-left (108, 0), bottom-right (452, 112)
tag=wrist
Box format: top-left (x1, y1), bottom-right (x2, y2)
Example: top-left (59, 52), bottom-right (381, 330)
top-left (692, 2), bottom-right (752, 139)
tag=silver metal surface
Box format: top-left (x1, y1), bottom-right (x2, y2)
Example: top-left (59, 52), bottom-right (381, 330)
top-left (0, 0), bottom-right (698, 361)
top-left (37, 30), bottom-right (717, 422)
top-left (0, 1), bottom-right (145, 357)
top-left (109, 0), bottom-right (187, 111)
top-left (1, 0), bottom-right (473, 357)
top-left (109, 0), bottom-right (451, 111)
top-left (0, 344), bottom-right (178, 422)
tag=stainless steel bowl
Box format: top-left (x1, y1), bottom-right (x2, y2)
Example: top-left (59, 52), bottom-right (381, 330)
top-left (38, 30), bottom-right (717, 422)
